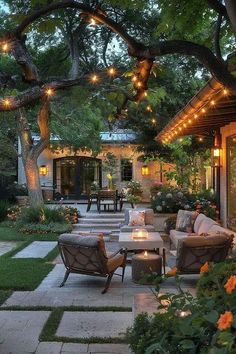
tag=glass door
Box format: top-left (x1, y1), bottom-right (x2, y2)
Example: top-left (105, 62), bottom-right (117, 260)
top-left (54, 157), bottom-right (101, 199)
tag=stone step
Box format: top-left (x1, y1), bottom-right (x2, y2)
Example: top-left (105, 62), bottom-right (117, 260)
top-left (74, 223), bottom-right (121, 230)
top-left (79, 218), bottom-right (124, 224)
top-left (80, 213), bottom-right (124, 218)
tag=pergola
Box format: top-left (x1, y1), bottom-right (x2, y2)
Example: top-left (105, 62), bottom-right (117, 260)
top-left (157, 76), bottom-right (236, 143)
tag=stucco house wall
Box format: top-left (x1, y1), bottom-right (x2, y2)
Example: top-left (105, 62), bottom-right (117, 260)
top-left (18, 142), bottom-right (173, 202)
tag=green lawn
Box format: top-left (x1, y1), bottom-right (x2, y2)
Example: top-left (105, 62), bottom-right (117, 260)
top-left (0, 225), bottom-right (59, 292)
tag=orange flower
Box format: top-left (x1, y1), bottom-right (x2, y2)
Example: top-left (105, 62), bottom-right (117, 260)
top-left (166, 267), bottom-right (178, 277)
top-left (217, 311), bottom-right (234, 330)
top-left (224, 275), bottom-right (236, 294)
top-left (200, 262), bottom-right (209, 273)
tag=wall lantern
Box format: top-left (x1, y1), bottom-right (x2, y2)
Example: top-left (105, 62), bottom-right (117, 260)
top-left (39, 165), bottom-right (48, 176)
top-left (211, 134), bottom-right (222, 168)
top-left (141, 165), bottom-right (149, 176)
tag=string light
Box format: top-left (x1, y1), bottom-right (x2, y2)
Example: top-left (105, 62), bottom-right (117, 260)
top-left (146, 105), bottom-right (152, 112)
top-left (2, 42), bottom-right (10, 52)
top-left (90, 18), bottom-right (96, 25)
top-left (151, 118), bottom-right (156, 124)
top-left (223, 88), bottom-right (228, 95)
top-left (194, 114), bottom-right (198, 119)
top-left (137, 81), bottom-right (142, 88)
top-left (198, 137), bottom-right (203, 142)
top-left (201, 108), bottom-right (206, 113)
top-left (91, 74), bottom-right (98, 83)
top-left (3, 98), bottom-right (11, 107)
top-left (108, 67), bottom-right (116, 76)
top-left (45, 88), bottom-right (54, 97)
top-left (210, 100), bottom-right (215, 106)
top-left (132, 75), bottom-right (137, 82)
top-left (144, 91), bottom-right (148, 97)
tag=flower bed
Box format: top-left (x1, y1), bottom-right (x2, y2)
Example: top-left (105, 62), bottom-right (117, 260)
top-left (127, 257), bottom-right (236, 353)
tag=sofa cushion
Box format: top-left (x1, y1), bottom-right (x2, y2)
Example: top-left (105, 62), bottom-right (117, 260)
top-left (120, 225), bottom-right (155, 232)
top-left (169, 229), bottom-right (188, 248)
top-left (208, 224), bottom-right (234, 237)
top-left (193, 213), bottom-right (207, 233)
top-left (128, 210), bottom-right (145, 226)
top-left (124, 208), bottom-right (154, 226)
top-left (197, 217), bottom-right (218, 235)
top-left (176, 210), bottom-right (197, 232)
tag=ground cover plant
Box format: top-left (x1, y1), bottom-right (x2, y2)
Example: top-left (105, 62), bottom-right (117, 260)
top-left (127, 257), bottom-right (236, 353)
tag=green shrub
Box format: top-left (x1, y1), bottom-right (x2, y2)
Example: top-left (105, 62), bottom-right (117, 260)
top-left (18, 206), bottom-right (65, 225)
top-left (19, 222), bottom-right (72, 234)
top-left (0, 200), bottom-right (10, 221)
top-left (127, 258), bottom-right (236, 353)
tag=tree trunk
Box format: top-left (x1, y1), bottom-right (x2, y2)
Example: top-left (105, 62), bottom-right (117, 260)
top-left (24, 157), bottom-right (44, 207)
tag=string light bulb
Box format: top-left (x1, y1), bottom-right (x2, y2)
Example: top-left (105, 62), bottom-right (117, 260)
top-left (210, 100), bottom-right (215, 106)
top-left (137, 81), bottom-right (142, 88)
top-left (45, 88), bottom-right (54, 97)
top-left (223, 88), bottom-right (228, 95)
top-left (2, 42), bottom-right (9, 52)
top-left (3, 98), bottom-right (11, 107)
top-left (108, 67), bottom-right (115, 76)
top-left (146, 105), bottom-right (152, 112)
top-left (194, 114), bottom-right (198, 119)
top-left (91, 74), bottom-right (98, 83)
top-left (144, 91), bottom-right (148, 97)
top-left (201, 108), bottom-right (206, 113)
top-left (90, 18), bottom-right (96, 25)
top-left (132, 75), bottom-right (137, 82)
top-left (151, 118), bottom-right (156, 124)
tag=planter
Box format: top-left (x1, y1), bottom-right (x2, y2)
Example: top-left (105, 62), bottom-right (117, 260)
top-left (153, 213), bottom-right (177, 232)
top-left (15, 196), bottom-right (29, 206)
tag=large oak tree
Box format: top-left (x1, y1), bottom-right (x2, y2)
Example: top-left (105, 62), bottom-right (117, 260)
top-left (0, 0), bottom-right (236, 206)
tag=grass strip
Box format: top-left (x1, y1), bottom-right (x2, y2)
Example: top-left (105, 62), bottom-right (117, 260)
top-left (0, 290), bottom-right (13, 305)
top-left (0, 258), bottom-right (54, 290)
top-left (0, 306), bottom-right (132, 312)
top-left (0, 226), bottom-right (59, 242)
top-left (39, 308), bottom-right (129, 343)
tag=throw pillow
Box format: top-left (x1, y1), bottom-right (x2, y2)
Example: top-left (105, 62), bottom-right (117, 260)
top-left (176, 210), bottom-right (198, 233)
top-left (128, 210), bottom-right (145, 226)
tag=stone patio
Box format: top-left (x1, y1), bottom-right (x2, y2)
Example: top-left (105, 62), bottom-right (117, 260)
top-left (0, 207), bottom-right (199, 353)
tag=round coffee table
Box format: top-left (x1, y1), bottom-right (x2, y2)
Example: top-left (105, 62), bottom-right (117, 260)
top-left (132, 252), bottom-right (162, 283)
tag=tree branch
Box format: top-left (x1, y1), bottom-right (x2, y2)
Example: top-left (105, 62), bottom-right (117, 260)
top-left (225, 0), bottom-right (236, 33)
top-left (13, 0), bottom-right (141, 52)
top-left (134, 40), bottom-right (236, 92)
top-left (214, 14), bottom-right (222, 59)
top-left (206, 0), bottom-right (228, 17)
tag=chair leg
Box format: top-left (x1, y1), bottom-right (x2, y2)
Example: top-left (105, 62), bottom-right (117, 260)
top-left (122, 265), bottom-right (126, 282)
top-left (59, 270), bottom-right (70, 287)
top-left (102, 272), bottom-right (114, 294)
top-left (121, 248), bottom-right (127, 282)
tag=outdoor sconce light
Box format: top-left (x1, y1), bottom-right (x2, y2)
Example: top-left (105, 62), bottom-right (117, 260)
top-left (141, 165), bottom-right (149, 176)
top-left (39, 165), bottom-right (48, 176)
top-left (211, 147), bottom-right (222, 167)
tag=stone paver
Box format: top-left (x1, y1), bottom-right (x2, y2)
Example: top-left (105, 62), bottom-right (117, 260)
top-left (0, 310), bottom-right (50, 354)
top-left (35, 341), bottom-right (63, 354)
top-left (13, 241), bottom-right (57, 258)
top-left (56, 311), bottom-right (133, 338)
top-left (61, 343), bottom-right (89, 353)
top-left (0, 241), bottom-right (22, 256)
top-left (88, 343), bottom-right (132, 353)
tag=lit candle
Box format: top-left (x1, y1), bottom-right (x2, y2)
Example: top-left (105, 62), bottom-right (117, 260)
top-left (144, 250), bottom-right (148, 258)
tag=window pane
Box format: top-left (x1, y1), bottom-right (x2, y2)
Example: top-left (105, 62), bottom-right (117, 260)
top-left (121, 159), bottom-right (132, 181)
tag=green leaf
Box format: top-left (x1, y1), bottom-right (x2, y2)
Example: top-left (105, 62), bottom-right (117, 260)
top-left (179, 339), bottom-right (196, 349)
top-left (203, 310), bottom-right (219, 324)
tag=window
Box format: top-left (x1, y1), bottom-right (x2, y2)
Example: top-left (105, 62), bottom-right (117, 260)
top-left (121, 159), bottom-right (133, 181)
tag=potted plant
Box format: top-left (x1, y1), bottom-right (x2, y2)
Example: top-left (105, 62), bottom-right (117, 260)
top-left (126, 180), bottom-right (143, 197)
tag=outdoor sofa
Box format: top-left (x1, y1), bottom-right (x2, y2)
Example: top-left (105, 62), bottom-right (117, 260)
top-left (169, 212), bottom-right (234, 249)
